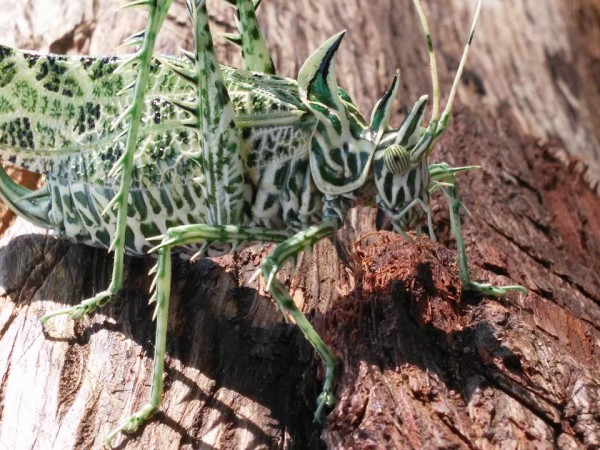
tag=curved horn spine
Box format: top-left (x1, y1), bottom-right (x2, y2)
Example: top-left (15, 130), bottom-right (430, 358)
top-left (298, 30), bottom-right (346, 129)
top-left (369, 71), bottom-right (400, 144)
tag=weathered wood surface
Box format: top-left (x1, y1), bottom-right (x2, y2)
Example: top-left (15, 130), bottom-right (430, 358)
top-left (0, 0), bottom-right (599, 449)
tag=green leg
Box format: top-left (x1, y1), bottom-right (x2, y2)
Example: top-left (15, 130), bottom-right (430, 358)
top-left (148, 219), bottom-right (341, 424)
top-left (103, 247), bottom-right (171, 446)
top-left (159, 1), bottom-right (246, 226)
top-left (260, 217), bottom-right (340, 422)
top-left (188, 0), bottom-right (246, 226)
top-left (443, 175), bottom-right (528, 297)
top-left (40, 0), bottom-right (174, 324)
top-left (222, 0), bottom-right (275, 74)
top-left (103, 223), bottom-right (290, 444)
top-left (269, 277), bottom-right (337, 421)
top-left (234, 0), bottom-right (275, 73)
top-left (149, 223), bottom-right (291, 252)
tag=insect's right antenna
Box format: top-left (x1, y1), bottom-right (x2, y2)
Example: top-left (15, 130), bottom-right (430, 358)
top-left (439, 0), bottom-right (483, 132)
top-left (412, 0), bottom-right (440, 124)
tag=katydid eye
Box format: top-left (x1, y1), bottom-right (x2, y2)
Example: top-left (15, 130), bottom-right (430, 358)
top-left (383, 144), bottom-right (410, 175)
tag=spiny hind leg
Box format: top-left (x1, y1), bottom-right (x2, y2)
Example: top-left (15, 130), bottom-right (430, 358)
top-left (260, 217), bottom-right (341, 422)
top-left (103, 247), bottom-right (172, 447)
top-left (41, 0), bottom-right (174, 324)
top-left (104, 223), bottom-right (290, 445)
top-left (149, 223), bottom-right (291, 253)
top-left (441, 173), bottom-right (528, 297)
top-left (223, 0), bottom-right (275, 73)
top-left (186, 0), bottom-right (246, 225)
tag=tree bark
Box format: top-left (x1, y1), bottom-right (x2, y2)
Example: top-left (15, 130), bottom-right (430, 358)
top-left (1, 0), bottom-right (599, 449)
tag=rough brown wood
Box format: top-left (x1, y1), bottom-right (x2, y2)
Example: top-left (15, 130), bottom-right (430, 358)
top-left (1, 0), bottom-right (599, 449)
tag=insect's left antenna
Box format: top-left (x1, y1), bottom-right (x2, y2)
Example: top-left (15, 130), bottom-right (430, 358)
top-left (413, 0), bottom-right (483, 133)
top-left (412, 0), bottom-right (440, 123)
top-left (440, 0), bottom-right (483, 130)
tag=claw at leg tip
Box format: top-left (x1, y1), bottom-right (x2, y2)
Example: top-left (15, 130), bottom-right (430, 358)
top-left (467, 281), bottom-right (528, 297)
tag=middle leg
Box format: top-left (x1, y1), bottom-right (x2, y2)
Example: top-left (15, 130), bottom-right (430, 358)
top-left (260, 217), bottom-right (341, 422)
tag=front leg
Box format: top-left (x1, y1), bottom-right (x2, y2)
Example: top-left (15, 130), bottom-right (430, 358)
top-left (261, 216), bottom-right (341, 422)
top-left (41, 0), bottom-right (174, 324)
top-left (442, 174), bottom-right (528, 296)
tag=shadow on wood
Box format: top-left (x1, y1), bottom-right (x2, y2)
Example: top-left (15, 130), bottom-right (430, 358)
top-left (0, 235), bottom-right (324, 448)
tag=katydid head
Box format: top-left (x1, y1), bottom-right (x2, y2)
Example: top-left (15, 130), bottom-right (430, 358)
top-left (297, 0), bottom-right (481, 232)
top-left (369, 90), bottom-right (434, 232)
top-left (366, 0), bottom-right (483, 233)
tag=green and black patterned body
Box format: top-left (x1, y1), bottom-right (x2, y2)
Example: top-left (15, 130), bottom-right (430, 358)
top-left (0, 45), bottom-right (344, 254)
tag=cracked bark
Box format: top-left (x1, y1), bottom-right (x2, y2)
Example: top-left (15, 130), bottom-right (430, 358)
top-left (0, 0), bottom-right (599, 449)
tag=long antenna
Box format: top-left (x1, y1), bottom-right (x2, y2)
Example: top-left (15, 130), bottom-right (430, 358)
top-left (412, 0), bottom-right (440, 123)
top-left (441, 0), bottom-right (483, 128)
